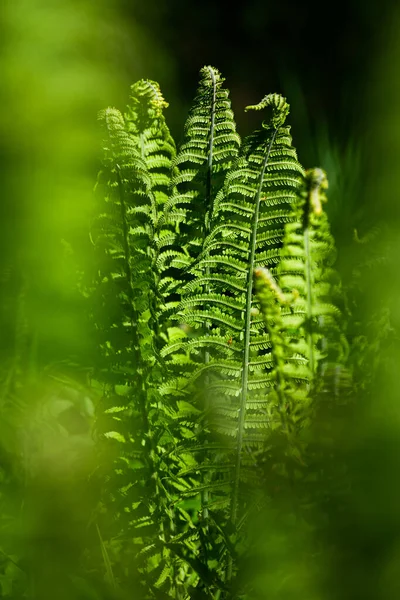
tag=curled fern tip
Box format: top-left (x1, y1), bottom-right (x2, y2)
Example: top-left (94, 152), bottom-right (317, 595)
top-left (245, 93), bottom-right (290, 128)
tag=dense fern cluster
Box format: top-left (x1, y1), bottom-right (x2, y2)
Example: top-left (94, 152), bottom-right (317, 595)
top-left (88, 66), bottom-right (349, 598)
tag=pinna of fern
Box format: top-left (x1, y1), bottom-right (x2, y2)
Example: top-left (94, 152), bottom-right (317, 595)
top-left (124, 79), bottom-right (176, 216)
top-left (122, 78), bottom-right (182, 358)
top-left (253, 265), bottom-right (310, 482)
top-left (91, 107), bottom-right (153, 385)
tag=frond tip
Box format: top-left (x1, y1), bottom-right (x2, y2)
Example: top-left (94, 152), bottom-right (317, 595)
top-left (305, 167), bottom-right (328, 216)
top-left (245, 93), bottom-right (290, 128)
top-left (128, 79), bottom-right (169, 116)
top-left (253, 266), bottom-right (288, 306)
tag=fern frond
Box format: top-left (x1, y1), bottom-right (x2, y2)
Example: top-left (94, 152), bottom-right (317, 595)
top-left (277, 168), bottom-right (348, 377)
top-left (163, 65), bottom-right (240, 263)
top-left (88, 70), bottom-right (351, 597)
top-left (124, 79), bottom-right (176, 217)
top-left (162, 93), bottom-right (305, 571)
top-left (90, 105), bottom-right (190, 597)
top-left (252, 167), bottom-right (349, 488)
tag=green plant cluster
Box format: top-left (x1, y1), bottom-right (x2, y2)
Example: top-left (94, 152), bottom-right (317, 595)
top-left (85, 66), bottom-right (350, 598)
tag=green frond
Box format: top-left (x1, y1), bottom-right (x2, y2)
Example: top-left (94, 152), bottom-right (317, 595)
top-left (164, 65), bottom-right (241, 263)
top-left (88, 68), bottom-right (351, 595)
top-left (91, 101), bottom-right (186, 596)
top-left (252, 165), bottom-right (349, 487)
top-left (277, 167), bottom-right (347, 375)
top-left (245, 93), bottom-right (290, 129)
top-left (161, 94), bottom-right (305, 562)
top-left (125, 79), bottom-right (176, 215)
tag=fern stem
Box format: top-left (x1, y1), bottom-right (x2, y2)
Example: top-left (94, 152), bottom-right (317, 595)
top-left (115, 164), bottom-right (169, 554)
top-left (230, 128), bottom-right (278, 527)
top-left (304, 224), bottom-right (315, 376)
top-left (198, 67), bottom-right (217, 530)
top-left (205, 65), bottom-right (217, 235)
top-left (115, 165), bottom-right (141, 361)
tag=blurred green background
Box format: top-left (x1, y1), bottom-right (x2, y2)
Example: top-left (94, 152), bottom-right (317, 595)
top-left (1, 0), bottom-right (400, 598)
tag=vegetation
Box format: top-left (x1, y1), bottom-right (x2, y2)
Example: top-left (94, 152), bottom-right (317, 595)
top-left (0, 62), bottom-right (396, 599)
top-left (85, 67), bottom-right (350, 597)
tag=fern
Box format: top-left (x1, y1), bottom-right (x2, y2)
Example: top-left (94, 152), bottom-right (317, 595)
top-left (159, 94), bottom-right (308, 589)
top-left (124, 79), bottom-right (176, 219)
top-left (91, 105), bottom-right (186, 597)
top-left (277, 168), bottom-right (348, 393)
top-left (252, 166), bottom-right (349, 507)
top-left (88, 67), bottom-right (350, 598)
top-left (163, 66), bottom-right (240, 274)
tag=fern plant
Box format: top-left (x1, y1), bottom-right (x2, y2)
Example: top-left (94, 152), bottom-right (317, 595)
top-left (252, 168), bottom-right (348, 494)
top-left (88, 66), bottom-right (350, 598)
top-left (90, 94), bottom-right (186, 596)
top-left (164, 66), bottom-right (240, 265)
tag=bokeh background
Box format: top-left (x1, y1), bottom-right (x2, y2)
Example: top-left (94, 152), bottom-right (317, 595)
top-left (1, 0), bottom-right (400, 598)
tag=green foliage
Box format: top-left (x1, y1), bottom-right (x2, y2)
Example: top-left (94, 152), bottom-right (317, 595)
top-left (2, 60), bottom-right (383, 600)
top-left (1, 4), bottom-right (400, 598)
top-left (90, 98), bottom-right (185, 597)
top-left (83, 66), bottom-right (351, 598)
top-left (165, 66), bottom-right (240, 262)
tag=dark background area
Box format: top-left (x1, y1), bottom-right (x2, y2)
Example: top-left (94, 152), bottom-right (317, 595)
top-left (117, 0), bottom-right (393, 161)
